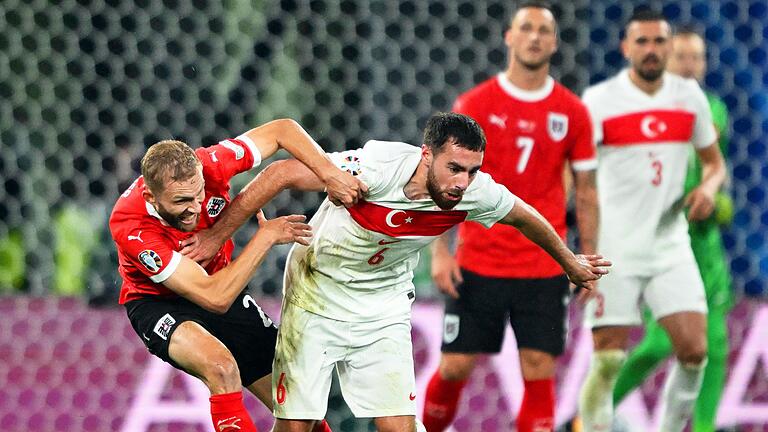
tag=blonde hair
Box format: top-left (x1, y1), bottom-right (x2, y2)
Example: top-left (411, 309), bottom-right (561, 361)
top-left (141, 140), bottom-right (200, 193)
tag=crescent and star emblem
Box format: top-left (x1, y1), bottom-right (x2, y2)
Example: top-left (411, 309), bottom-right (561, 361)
top-left (385, 209), bottom-right (414, 228)
top-left (640, 115), bottom-right (667, 139)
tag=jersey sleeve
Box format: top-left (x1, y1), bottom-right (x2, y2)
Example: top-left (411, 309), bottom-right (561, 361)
top-left (581, 87), bottom-right (604, 146)
top-left (466, 171), bottom-right (517, 228)
top-left (196, 136), bottom-right (263, 185)
top-left (567, 100), bottom-right (597, 171)
top-left (117, 228), bottom-right (182, 283)
top-left (687, 82), bottom-right (718, 149)
top-left (327, 142), bottom-right (392, 196)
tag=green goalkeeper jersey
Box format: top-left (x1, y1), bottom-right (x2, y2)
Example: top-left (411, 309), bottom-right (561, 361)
top-left (684, 91), bottom-right (733, 310)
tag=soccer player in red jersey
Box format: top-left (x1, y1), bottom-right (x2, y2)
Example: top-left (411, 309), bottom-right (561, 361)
top-left (421, 3), bottom-right (598, 432)
top-left (110, 119), bottom-right (365, 432)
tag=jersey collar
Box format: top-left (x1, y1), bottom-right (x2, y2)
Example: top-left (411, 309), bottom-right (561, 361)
top-left (145, 202), bottom-right (170, 226)
top-left (496, 73), bottom-right (554, 102)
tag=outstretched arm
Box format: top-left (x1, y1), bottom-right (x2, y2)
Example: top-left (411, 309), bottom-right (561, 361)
top-left (498, 199), bottom-right (610, 301)
top-left (182, 119), bottom-right (367, 262)
top-left (164, 211), bottom-right (312, 314)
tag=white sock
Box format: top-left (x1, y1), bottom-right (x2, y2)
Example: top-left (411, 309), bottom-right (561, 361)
top-left (578, 349), bottom-right (626, 431)
top-left (658, 359), bottom-right (707, 432)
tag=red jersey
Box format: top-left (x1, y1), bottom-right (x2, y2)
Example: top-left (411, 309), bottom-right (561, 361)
top-left (110, 137), bottom-right (261, 304)
top-left (454, 74), bottom-right (596, 278)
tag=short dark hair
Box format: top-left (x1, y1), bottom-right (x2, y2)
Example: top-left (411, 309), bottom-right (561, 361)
top-left (141, 140), bottom-right (201, 193)
top-left (674, 24), bottom-right (704, 38)
top-left (625, 6), bottom-right (668, 30)
top-left (510, 1), bottom-right (557, 30)
top-left (423, 112), bottom-right (486, 154)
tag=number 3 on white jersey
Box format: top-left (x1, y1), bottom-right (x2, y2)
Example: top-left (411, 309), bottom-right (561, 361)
top-left (516, 136), bottom-right (534, 173)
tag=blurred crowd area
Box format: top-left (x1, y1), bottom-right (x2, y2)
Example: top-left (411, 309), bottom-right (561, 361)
top-left (1, 0), bottom-right (766, 303)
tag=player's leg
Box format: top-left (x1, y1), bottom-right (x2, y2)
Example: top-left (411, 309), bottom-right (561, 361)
top-left (579, 273), bottom-right (644, 431)
top-left (337, 317), bottom-right (417, 431)
top-left (511, 275), bottom-right (569, 432)
top-left (373, 415), bottom-right (417, 432)
top-left (692, 302), bottom-right (729, 432)
top-left (646, 260), bottom-right (708, 432)
top-left (612, 308), bottom-right (673, 405)
top-left (271, 303), bottom-right (339, 432)
top-left (125, 296), bottom-right (259, 432)
top-left (422, 270), bottom-right (508, 432)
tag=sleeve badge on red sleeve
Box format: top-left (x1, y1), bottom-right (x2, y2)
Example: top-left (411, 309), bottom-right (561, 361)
top-left (340, 155), bottom-right (362, 176)
top-left (138, 250), bottom-right (163, 273)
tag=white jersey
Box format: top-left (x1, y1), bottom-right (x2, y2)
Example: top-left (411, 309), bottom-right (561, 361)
top-left (283, 140), bottom-right (516, 322)
top-left (583, 69), bottom-right (717, 275)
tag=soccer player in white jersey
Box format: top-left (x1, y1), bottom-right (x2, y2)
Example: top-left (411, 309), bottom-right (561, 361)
top-left (577, 9), bottom-right (726, 432)
top-left (191, 112), bottom-right (605, 432)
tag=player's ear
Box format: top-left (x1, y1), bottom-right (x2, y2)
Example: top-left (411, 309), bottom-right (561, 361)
top-left (142, 188), bottom-right (157, 206)
top-left (620, 38), bottom-right (630, 59)
top-left (421, 145), bottom-right (433, 164)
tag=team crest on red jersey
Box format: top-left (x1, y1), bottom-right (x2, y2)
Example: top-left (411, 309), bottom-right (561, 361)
top-left (138, 250), bottom-right (162, 273)
top-left (206, 197), bottom-right (226, 217)
top-left (547, 112), bottom-right (568, 142)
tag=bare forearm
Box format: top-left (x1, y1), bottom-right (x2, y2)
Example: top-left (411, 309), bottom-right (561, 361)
top-left (167, 230), bottom-right (278, 313)
top-left (206, 231), bottom-right (276, 311)
top-left (697, 143), bottom-right (727, 195)
top-left (247, 119), bottom-right (337, 183)
top-left (503, 201), bottom-right (577, 272)
top-left (430, 231), bottom-right (452, 259)
top-left (574, 171), bottom-right (599, 255)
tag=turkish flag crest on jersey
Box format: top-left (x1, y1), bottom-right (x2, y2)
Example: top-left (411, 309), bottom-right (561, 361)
top-left (347, 201), bottom-right (467, 237)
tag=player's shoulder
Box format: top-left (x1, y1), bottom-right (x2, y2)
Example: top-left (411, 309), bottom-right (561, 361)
top-left (551, 81), bottom-right (588, 110)
top-left (582, 74), bottom-right (620, 101)
top-left (361, 140), bottom-right (420, 162)
top-left (455, 76), bottom-right (499, 105)
top-left (668, 73), bottom-right (705, 97)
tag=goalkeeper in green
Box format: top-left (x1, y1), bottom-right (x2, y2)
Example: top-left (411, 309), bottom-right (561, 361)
top-left (612, 27), bottom-right (733, 432)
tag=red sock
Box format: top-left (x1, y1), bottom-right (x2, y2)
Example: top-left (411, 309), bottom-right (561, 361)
top-left (421, 371), bottom-right (467, 432)
top-left (210, 391), bottom-right (258, 432)
top-left (516, 378), bottom-right (555, 432)
top-left (312, 419), bottom-right (333, 432)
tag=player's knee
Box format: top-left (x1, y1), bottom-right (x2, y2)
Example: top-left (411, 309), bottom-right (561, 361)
top-left (438, 354), bottom-right (476, 381)
top-left (519, 349), bottom-right (556, 377)
top-left (201, 353), bottom-right (242, 391)
top-left (675, 341), bottom-right (707, 365)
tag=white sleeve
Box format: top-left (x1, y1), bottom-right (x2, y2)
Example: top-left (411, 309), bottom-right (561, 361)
top-left (327, 147), bottom-right (382, 194)
top-left (687, 82), bottom-right (717, 149)
top-left (581, 87), bottom-right (603, 146)
top-left (466, 172), bottom-right (516, 228)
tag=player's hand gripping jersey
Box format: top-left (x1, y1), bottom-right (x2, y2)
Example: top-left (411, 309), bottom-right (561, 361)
top-left (583, 70), bottom-right (716, 275)
top-left (283, 141), bottom-right (516, 322)
top-left (110, 137), bottom-right (262, 303)
top-left (453, 74), bottom-right (596, 278)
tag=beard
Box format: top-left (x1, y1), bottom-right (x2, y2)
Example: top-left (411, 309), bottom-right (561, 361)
top-left (427, 168), bottom-right (462, 210)
top-left (635, 55), bottom-right (665, 82)
top-left (156, 205), bottom-right (199, 231)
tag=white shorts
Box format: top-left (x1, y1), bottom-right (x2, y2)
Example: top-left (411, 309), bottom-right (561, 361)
top-left (272, 301), bottom-right (417, 419)
top-left (584, 252), bottom-right (707, 328)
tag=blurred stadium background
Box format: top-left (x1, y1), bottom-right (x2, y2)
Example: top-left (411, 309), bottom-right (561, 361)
top-left (1, 0), bottom-right (766, 431)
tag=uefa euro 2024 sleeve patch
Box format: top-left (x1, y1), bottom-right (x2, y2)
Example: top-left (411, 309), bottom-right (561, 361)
top-left (138, 250), bottom-right (163, 273)
top-left (340, 155), bottom-right (362, 176)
